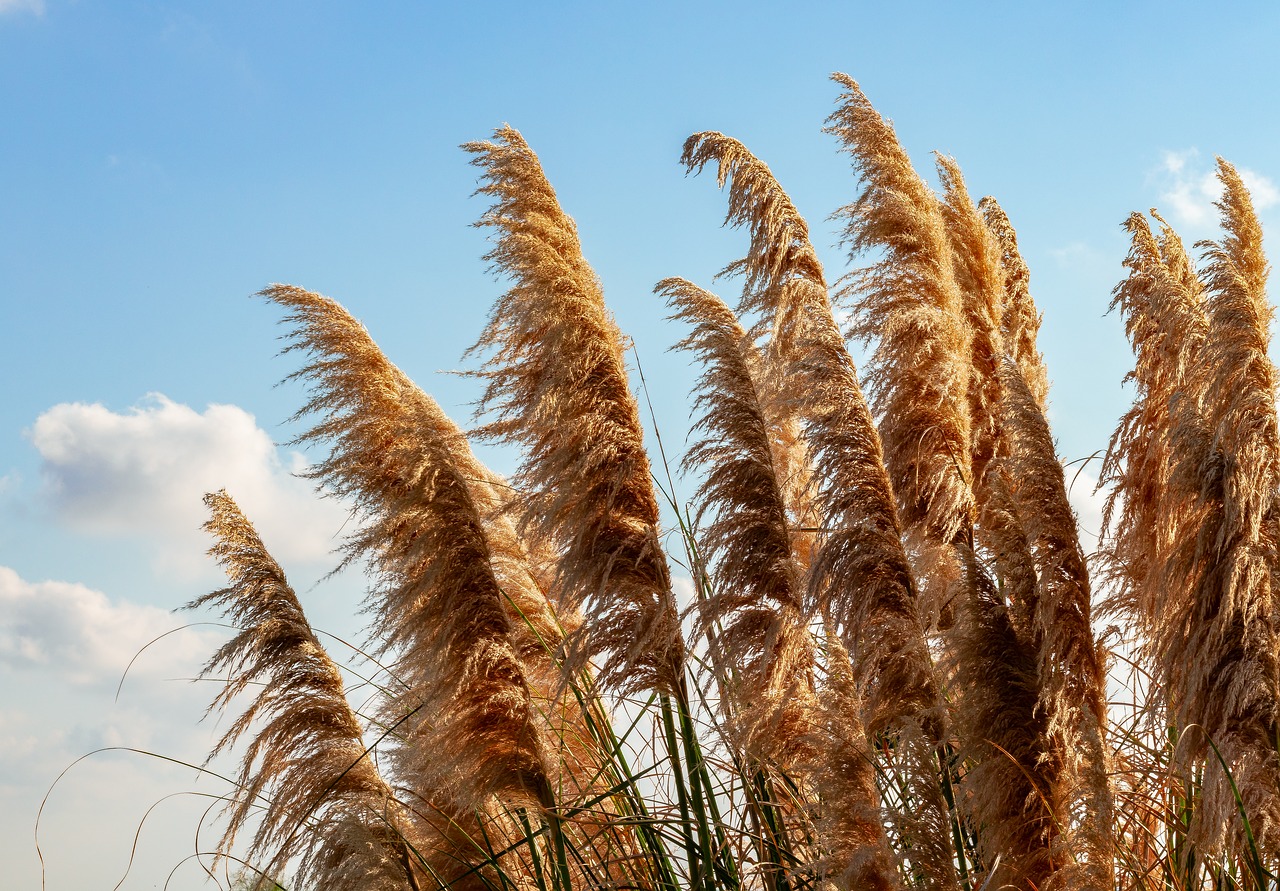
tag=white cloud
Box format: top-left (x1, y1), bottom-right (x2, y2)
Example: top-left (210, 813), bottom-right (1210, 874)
top-left (0, 565), bottom-right (217, 687)
top-left (1154, 148), bottom-right (1279, 230)
top-left (1063, 462), bottom-right (1107, 546)
top-left (28, 394), bottom-right (347, 575)
top-left (0, 0), bottom-right (44, 15)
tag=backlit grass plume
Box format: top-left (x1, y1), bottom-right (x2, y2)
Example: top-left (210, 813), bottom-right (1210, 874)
top-left (953, 181), bottom-right (1112, 884)
top-left (191, 490), bottom-right (422, 891)
top-left (1101, 211), bottom-right (1208, 633)
top-left (679, 129), bottom-right (954, 889)
top-left (995, 363), bottom-right (1113, 886)
top-left (679, 129), bottom-right (940, 743)
top-left (464, 127), bottom-right (684, 696)
top-left (979, 197), bottom-right (1048, 410)
top-left (1166, 161), bottom-right (1280, 856)
top-left (660, 276), bottom-right (816, 770)
top-left (829, 77), bottom-right (1078, 890)
top-left (826, 73), bottom-right (973, 561)
top-left (261, 285), bottom-right (554, 866)
top-left (936, 155), bottom-right (1004, 489)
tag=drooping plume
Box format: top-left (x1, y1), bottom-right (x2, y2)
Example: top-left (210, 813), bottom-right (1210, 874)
top-left (465, 127), bottom-right (684, 695)
top-left (660, 276), bottom-right (816, 769)
top-left (192, 490), bottom-right (421, 891)
top-left (261, 285), bottom-right (553, 837)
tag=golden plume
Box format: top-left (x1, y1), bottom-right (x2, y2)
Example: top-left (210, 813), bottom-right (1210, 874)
top-left (464, 127), bottom-right (684, 695)
top-left (261, 285), bottom-right (553, 859)
top-left (659, 276), bottom-right (816, 770)
top-left (936, 155), bottom-right (1005, 490)
top-left (1164, 160), bottom-right (1280, 854)
top-left (679, 128), bottom-right (939, 738)
top-left (953, 184), bottom-right (1112, 885)
top-left (679, 129), bottom-right (954, 889)
top-left (1100, 211), bottom-right (1208, 632)
top-left (192, 490), bottom-right (422, 891)
top-left (825, 73), bottom-right (973, 560)
top-left (996, 363), bottom-right (1113, 887)
top-left (828, 77), bottom-right (1069, 888)
top-left (979, 196), bottom-right (1048, 410)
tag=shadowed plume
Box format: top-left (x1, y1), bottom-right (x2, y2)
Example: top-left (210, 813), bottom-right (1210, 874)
top-left (464, 126), bottom-right (684, 695)
top-left (260, 284), bottom-right (554, 851)
top-left (191, 490), bottom-right (422, 891)
top-left (660, 276), bottom-right (816, 770)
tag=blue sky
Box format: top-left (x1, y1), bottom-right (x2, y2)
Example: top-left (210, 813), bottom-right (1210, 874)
top-left (3, 2), bottom-right (1278, 887)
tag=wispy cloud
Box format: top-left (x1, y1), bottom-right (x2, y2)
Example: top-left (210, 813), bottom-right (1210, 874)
top-left (1048, 241), bottom-right (1102, 269)
top-left (28, 394), bottom-right (347, 575)
top-left (1152, 149), bottom-right (1279, 230)
top-left (0, 0), bottom-right (44, 15)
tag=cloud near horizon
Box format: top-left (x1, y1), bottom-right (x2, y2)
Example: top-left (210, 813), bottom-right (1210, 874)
top-left (28, 394), bottom-right (348, 576)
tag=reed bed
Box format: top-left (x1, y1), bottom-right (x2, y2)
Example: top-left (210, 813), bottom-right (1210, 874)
top-left (174, 75), bottom-right (1280, 891)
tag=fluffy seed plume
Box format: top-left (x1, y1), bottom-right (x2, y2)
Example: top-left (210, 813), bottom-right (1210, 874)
top-left (679, 129), bottom-right (939, 738)
top-left (955, 184), bottom-right (1112, 885)
top-left (680, 130), bottom-right (953, 887)
top-left (936, 155), bottom-right (1005, 489)
top-left (1165, 160), bottom-right (1280, 853)
top-left (826, 73), bottom-right (974, 560)
top-left (1100, 211), bottom-right (1209, 631)
top-left (261, 285), bottom-right (553, 841)
top-left (828, 78), bottom-right (1076, 888)
top-left (191, 490), bottom-right (421, 891)
top-left (660, 276), bottom-right (816, 769)
top-left (980, 196), bottom-right (1048, 409)
top-left (464, 127), bottom-right (684, 695)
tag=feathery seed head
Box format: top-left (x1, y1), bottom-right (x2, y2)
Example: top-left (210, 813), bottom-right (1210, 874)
top-left (827, 72), bottom-right (974, 549)
top-left (464, 127), bottom-right (684, 695)
top-left (261, 284), bottom-right (554, 822)
top-left (193, 490), bottom-right (419, 891)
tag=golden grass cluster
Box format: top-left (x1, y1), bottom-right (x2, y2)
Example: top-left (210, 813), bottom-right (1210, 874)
top-left (186, 75), bottom-right (1280, 891)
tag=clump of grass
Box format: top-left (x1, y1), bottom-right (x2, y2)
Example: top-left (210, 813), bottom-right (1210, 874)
top-left (105, 75), bottom-right (1280, 891)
